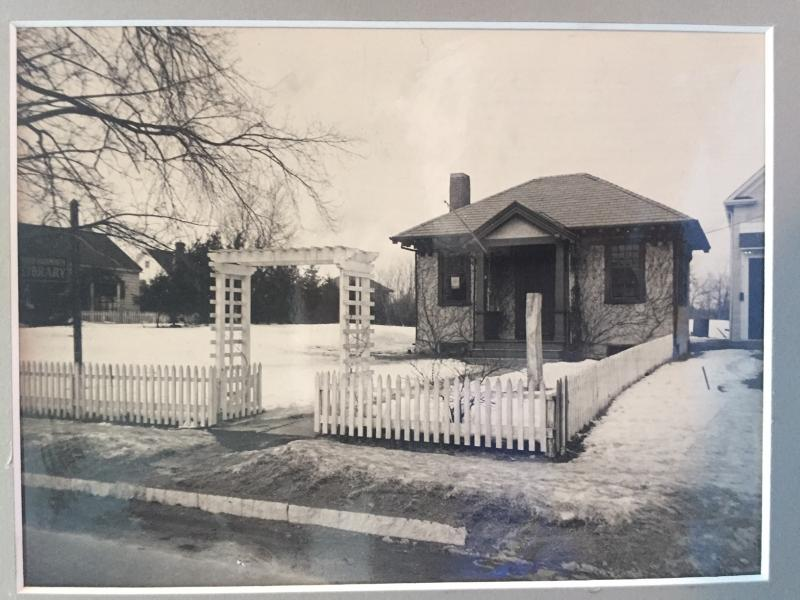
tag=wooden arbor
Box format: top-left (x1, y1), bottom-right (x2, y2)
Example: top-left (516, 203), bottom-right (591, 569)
top-left (208, 246), bottom-right (379, 408)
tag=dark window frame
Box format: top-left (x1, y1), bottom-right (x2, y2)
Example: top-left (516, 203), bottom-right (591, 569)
top-left (604, 243), bottom-right (647, 304)
top-left (438, 253), bottom-right (471, 307)
top-left (739, 232), bottom-right (765, 249)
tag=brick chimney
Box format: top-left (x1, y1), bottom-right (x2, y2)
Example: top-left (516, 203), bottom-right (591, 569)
top-left (173, 241), bottom-right (185, 270)
top-left (449, 173), bottom-right (470, 212)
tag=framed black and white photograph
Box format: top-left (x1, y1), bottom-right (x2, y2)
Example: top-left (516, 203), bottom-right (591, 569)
top-left (1, 2), bottom-right (798, 599)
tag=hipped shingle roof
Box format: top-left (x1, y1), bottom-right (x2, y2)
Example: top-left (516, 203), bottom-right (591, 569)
top-left (390, 173), bottom-right (710, 251)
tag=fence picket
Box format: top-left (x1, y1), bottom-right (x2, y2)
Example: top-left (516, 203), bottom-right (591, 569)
top-left (384, 375), bottom-right (393, 440)
top-left (411, 376), bottom-right (418, 441)
top-left (462, 376), bottom-right (471, 446)
top-left (431, 377), bottom-right (440, 444)
top-left (398, 376), bottom-right (406, 441)
top-left (420, 377), bottom-right (430, 443)
top-left (365, 375), bottom-right (373, 438)
top-left (55, 363), bottom-right (63, 417)
top-left (168, 365), bottom-right (176, 426)
top-left (335, 373), bottom-right (343, 435)
top-left (503, 380), bottom-right (512, 449)
top-left (516, 379), bottom-right (525, 450)
top-left (374, 374), bottom-right (383, 438)
top-left (451, 378), bottom-right (460, 446)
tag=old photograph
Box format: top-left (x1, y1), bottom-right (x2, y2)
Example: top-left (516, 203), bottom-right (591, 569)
top-left (14, 25), bottom-right (766, 586)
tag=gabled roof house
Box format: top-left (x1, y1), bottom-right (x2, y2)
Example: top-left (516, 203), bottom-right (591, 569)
top-left (18, 223), bottom-right (142, 325)
top-left (391, 173), bottom-right (710, 359)
top-left (723, 167), bottom-right (765, 341)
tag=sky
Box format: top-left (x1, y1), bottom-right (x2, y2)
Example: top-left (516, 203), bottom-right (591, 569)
top-left (226, 27), bottom-right (764, 279)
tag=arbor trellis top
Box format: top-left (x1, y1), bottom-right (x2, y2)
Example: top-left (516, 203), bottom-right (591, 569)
top-left (209, 246), bottom-right (379, 386)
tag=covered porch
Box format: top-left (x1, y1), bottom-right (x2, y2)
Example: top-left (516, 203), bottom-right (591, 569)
top-left (472, 241), bottom-right (570, 359)
top-left (466, 201), bottom-right (574, 359)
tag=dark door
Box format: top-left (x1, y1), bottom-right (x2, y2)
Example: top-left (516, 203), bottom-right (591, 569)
top-left (513, 245), bottom-right (556, 340)
top-left (748, 257), bottom-right (764, 340)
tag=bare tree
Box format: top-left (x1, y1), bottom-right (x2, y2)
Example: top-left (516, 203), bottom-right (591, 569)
top-left (16, 26), bottom-right (346, 248)
top-left (571, 243), bottom-right (674, 356)
top-left (377, 256), bottom-right (416, 327)
top-left (691, 270), bottom-right (730, 319)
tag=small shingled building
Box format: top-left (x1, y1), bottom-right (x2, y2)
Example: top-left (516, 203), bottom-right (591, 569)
top-left (390, 172), bottom-right (710, 359)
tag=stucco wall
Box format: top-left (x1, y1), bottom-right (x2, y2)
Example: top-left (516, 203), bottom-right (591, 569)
top-left (573, 241), bottom-right (674, 358)
top-left (415, 253), bottom-right (473, 352)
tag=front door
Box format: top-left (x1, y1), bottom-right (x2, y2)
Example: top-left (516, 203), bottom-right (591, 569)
top-left (513, 245), bottom-right (556, 340)
top-left (748, 257), bottom-right (764, 340)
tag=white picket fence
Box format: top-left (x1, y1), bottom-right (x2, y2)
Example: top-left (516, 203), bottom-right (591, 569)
top-left (560, 334), bottom-right (674, 442)
top-left (314, 372), bottom-right (554, 453)
top-left (81, 310), bottom-right (159, 324)
top-left (19, 361), bottom-right (262, 427)
top-left (220, 363), bottom-right (263, 421)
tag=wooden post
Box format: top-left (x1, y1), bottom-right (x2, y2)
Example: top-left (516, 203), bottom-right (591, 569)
top-left (546, 383), bottom-right (556, 458)
top-left (70, 200), bottom-right (82, 366)
top-left (526, 293), bottom-right (543, 389)
top-left (561, 377), bottom-right (568, 455)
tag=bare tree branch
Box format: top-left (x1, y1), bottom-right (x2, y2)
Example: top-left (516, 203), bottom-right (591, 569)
top-left (16, 26), bottom-right (348, 247)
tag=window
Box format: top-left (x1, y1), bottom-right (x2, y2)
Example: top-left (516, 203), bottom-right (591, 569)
top-left (605, 243), bottom-right (646, 304)
top-left (438, 254), bottom-right (470, 306)
top-left (739, 232), bottom-right (764, 249)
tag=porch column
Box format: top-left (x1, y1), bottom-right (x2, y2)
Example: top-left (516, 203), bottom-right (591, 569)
top-left (554, 243), bottom-right (566, 342)
top-left (473, 253), bottom-right (485, 343)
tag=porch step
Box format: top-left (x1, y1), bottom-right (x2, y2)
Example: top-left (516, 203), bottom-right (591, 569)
top-left (470, 341), bottom-right (564, 361)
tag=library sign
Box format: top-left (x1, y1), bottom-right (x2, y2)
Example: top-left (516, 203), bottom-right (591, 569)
top-left (20, 257), bottom-right (68, 282)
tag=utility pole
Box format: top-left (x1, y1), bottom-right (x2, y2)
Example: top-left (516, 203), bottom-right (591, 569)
top-left (70, 200), bottom-right (82, 365)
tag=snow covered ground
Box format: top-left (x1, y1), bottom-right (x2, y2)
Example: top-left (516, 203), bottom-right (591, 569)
top-left (20, 347), bottom-right (763, 578)
top-left (689, 318), bottom-right (730, 339)
top-left (19, 323), bottom-right (592, 414)
top-left (262, 348), bottom-right (762, 525)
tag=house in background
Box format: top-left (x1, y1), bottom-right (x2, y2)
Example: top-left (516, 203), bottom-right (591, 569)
top-left (724, 167), bottom-right (765, 341)
top-left (126, 243), bottom-right (184, 285)
top-left (391, 173), bottom-right (710, 360)
top-left (18, 223), bottom-right (142, 325)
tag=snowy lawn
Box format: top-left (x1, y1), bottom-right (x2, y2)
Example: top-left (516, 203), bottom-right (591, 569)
top-left (19, 323), bottom-right (591, 414)
top-left (689, 318), bottom-right (730, 339)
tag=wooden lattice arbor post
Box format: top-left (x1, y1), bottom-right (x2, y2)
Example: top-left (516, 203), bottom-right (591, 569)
top-left (208, 246), bottom-right (379, 413)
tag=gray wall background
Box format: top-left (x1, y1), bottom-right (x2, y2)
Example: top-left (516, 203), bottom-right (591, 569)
top-left (1, 2), bottom-right (798, 599)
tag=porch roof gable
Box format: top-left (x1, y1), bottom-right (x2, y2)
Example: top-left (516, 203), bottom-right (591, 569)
top-left (474, 201), bottom-right (578, 242)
